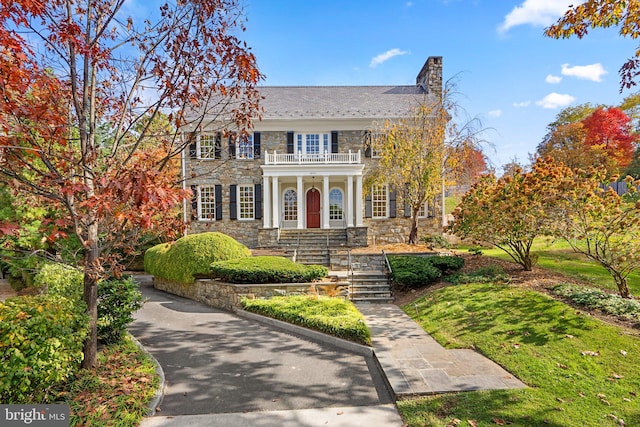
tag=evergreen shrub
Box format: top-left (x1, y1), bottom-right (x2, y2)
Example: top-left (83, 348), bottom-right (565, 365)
top-left (144, 232), bottom-right (251, 283)
top-left (211, 256), bottom-right (328, 284)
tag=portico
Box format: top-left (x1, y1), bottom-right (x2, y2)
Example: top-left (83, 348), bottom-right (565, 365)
top-left (261, 150), bottom-right (365, 230)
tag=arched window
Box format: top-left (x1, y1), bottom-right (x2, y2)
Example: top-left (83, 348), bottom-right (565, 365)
top-left (283, 189), bottom-right (297, 221)
top-left (329, 188), bottom-right (343, 220)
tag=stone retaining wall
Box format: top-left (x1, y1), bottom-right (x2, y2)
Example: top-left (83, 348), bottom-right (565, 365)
top-left (153, 277), bottom-right (330, 312)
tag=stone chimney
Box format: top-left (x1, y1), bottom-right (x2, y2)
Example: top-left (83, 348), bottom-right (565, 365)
top-left (416, 56), bottom-right (443, 98)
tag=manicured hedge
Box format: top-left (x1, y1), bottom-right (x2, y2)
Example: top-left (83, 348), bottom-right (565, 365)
top-left (211, 256), bottom-right (328, 284)
top-left (144, 232), bottom-right (251, 283)
top-left (389, 255), bottom-right (464, 290)
top-left (0, 294), bottom-right (89, 403)
top-left (241, 295), bottom-right (371, 345)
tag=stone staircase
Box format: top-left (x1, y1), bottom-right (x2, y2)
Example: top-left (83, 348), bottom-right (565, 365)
top-left (278, 229), bottom-right (347, 265)
top-left (274, 229), bottom-right (393, 303)
top-left (328, 270), bottom-right (393, 304)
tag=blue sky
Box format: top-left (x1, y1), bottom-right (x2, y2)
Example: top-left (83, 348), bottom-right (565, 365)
top-left (238, 0), bottom-right (636, 171)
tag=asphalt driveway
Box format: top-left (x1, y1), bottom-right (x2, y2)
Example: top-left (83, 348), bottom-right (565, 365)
top-left (129, 276), bottom-right (392, 416)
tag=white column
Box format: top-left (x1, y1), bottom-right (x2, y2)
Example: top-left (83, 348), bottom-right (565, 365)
top-left (347, 175), bottom-right (354, 227)
top-left (272, 177), bottom-right (279, 228)
top-left (356, 175), bottom-right (363, 226)
top-left (323, 175), bottom-right (330, 229)
top-left (263, 176), bottom-right (271, 228)
top-left (297, 176), bottom-right (304, 229)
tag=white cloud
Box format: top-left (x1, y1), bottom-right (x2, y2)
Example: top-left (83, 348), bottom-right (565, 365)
top-left (513, 101), bottom-right (531, 108)
top-left (369, 48), bottom-right (409, 68)
top-left (561, 63), bottom-right (607, 82)
top-left (498, 0), bottom-right (584, 33)
top-left (536, 92), bottom-right (576, 109)
top-left (488, 109), bottom-right (503, 118)
top-left (546, 74), bottom-right (562, 84)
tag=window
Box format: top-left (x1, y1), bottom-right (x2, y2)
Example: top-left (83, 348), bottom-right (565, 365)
top-left (236, 134), bottom-right (254, 160)
top-left (283, 189), bottom-right (297, 221)
top-left (418, 200), bottom-right (434, 218)
top-left (329, 189), bottom-right (343, 220)
top-left (296, 133), bottom-right (329, 154)
top-left (372, 184), bottom-right (388, 218)
top-left (199, 134), bottom-right (217, 159)
top-left (238, 185), bottom-right (254, 220)
top-left (199, 185), bottom-right (216, 220)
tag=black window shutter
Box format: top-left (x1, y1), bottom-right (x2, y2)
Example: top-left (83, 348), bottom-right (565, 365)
top-left (229, 185), bottom-right (237, 220)
top-left (390, 189), bottom-right (397, 218)
top-left (188, 133), bottom-right (197, 158)
top-left (255, 183), bottom-right (262, 219)
top-left (364, 131), bottom-right (372, 157)
top-left (228, 134), bottom-right (236, 159)
top-left (331, 131), bottom-right (339, 153)
top-left (365, 194), bottom-right (372, 218)
top-left (214, 185), bottom-right (223, 220)
top-left (286, 132), bottom-right (294, 154)
top-left (190, 185), bottom-right (198, 219)
top-left (215, 133), bottom-right (222, 159)
top-left (253, 132), bottom-right (261, 159)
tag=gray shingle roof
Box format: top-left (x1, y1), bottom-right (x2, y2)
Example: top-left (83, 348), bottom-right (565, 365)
top-left (258, 85), bottom-right (430, 120)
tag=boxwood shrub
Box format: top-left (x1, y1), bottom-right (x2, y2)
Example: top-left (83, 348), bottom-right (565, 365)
top-left (388, 255), bottom-right (464, 290)
top-left (144, 232), bottom-right (251, 283)
top-left (211, 256), bottom-right (328, 284)
top-left (0, 294), bottom-right (89, 403)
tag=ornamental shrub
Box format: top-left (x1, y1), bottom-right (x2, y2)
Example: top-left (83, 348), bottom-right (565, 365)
top-left (427, 255), bottom-right (464, 272)
top-left (241, 295), bottom-right (370, 345)
top-left (34, 263), bottom-right (84, 302)
top-left (211, 256), bottom-right (328, 284)
top-left (144, 232), bottom-right (251, 283)
top-left (35, 263), bottom-right (144, 344)
top-left (552, 283), bottom-right (640, 321)
top-left (0, 294), bottom-right (89, 403)
top-left (388, 256), bottom-right (441, 290)
top-left (97, 276), bottom-right (145, 344)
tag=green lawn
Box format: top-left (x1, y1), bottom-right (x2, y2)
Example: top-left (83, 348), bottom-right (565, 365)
top-left (398, 283), bottom-right (640, 427)
top-left (472, 237), bottom-right (640, 296)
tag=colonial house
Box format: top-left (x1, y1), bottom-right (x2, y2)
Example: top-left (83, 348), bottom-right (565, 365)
top-left (181, 56), bottom-right (443, 255)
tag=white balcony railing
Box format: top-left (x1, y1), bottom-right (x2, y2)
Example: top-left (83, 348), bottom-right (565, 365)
top-left (264, 150), bottom-right (361, 165)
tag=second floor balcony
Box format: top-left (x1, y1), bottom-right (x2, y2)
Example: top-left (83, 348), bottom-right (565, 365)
top-left (264, 150), bottom-right (362, 165)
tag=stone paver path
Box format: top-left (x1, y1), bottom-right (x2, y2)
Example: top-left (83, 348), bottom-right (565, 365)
top-left (357, 303), bottom-right (526, 397)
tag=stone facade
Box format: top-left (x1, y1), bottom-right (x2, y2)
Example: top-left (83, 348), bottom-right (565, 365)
top-left (184, 57), bottom-right (444, 250)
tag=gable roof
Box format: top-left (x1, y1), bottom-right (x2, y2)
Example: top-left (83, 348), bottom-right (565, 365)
top-left (258, 85), bottom-right (430, 120)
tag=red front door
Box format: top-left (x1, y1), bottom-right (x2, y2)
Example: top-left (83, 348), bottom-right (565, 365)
top-left (306, 188), bottom-right (321, 228)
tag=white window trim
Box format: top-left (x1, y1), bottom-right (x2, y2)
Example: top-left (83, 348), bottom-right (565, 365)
top-left (296, 133), bottom-right (330, 155)
top-left (198, 185), bottom-right (216, 222)
top-left (197, 133), bottom-right (217, 160)
top-left (235, 134), bottom-right (254, 160)
top-left (372, 184), bottom-right (389, 219)
top-left (329, 187), bottom-right (344, 221)
top-left (238, 185), bottom-right (255, 221)
top-left (283, 188), bottom-right (298, 221)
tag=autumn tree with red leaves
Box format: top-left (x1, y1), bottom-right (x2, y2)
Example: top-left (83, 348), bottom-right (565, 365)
top-left (0, 0), bottom-right (262, 367)
top-left (581, 107), bottom-right (637, 170)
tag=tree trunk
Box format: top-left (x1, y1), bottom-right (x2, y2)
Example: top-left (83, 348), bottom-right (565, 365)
top-left (613, 272), bottom-right (632, 299)
top-left (408, 213), bottom-right (418, 244)
top-left (81, 222), bottom-right (100, 369)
